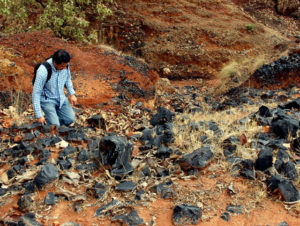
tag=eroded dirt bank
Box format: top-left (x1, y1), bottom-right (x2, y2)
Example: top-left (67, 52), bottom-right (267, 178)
top-left (100, 0), bottom-right (300, 80)
top-left (0, 30), bottom-right (158, 108)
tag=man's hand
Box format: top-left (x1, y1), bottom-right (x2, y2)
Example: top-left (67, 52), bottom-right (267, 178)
top-left (69, 94), bottom-right (78, 106)
top-left (37, 117), bottom-right (46, 125)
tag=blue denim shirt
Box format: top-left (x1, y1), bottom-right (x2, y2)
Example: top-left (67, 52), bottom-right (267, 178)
top-left (32, 58), bottom-right (75, 118)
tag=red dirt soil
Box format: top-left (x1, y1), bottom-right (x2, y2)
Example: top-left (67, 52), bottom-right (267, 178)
top-left (0, 30), bottom-right (158, 107)
top-left (1, 168), bottom-right (299, 225)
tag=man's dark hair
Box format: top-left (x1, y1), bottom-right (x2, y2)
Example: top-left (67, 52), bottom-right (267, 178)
top-left (53, 49), bottom-right (71, 64)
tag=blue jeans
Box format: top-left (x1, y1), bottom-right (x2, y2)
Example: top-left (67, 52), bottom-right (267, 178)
top-left (41, 99), bottom-right (75, 126)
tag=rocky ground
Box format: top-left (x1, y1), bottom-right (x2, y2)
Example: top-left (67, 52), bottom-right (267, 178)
top-left (0, 74), bottom-right (299, 225)
top-left (0, 0), bottom-right (300, 225)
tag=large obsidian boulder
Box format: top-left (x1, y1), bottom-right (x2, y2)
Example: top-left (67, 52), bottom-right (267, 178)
top-left (99, 135), bottom-right (134, 178)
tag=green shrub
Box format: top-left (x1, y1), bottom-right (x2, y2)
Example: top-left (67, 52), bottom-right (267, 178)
top-left (246, 23), bottom-right (254, 31)
top-left (0, 0), bottom-right (113, 43)
top-left (0, 0), bottom-right (36, 33)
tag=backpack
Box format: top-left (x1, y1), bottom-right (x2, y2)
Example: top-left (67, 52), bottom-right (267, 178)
top-left (32, 61), bottom-right (52, 86)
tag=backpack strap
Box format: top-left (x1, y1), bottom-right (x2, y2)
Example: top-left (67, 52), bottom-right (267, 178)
top-left (42, 62), bottom-right (52, 83)
top-left (32, 61), bottom-right (52, 85)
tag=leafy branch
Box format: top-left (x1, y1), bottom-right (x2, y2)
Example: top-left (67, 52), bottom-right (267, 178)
top-left (0, 0), bottom-right (113, 43)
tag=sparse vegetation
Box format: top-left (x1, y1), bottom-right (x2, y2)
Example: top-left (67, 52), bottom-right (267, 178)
top-left (215, 55), bottom-right (266, 95)
top-left (247, 23), bottom-right (254, 31)
top-left (170, 94), bottom-right (299, 213)
top-left (173, 101), bottom-right (268, 160)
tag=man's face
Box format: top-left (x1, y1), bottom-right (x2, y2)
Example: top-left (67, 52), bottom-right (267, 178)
top-left (53, 61), bottom-right (69, 71)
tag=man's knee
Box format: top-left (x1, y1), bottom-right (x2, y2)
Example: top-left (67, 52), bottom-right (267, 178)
top-left (62, 111), bottom-right (75, 126)
top-left (45, 113), bottom-right (60, 126)
top-left (41, 103), bottom-right (60, 126)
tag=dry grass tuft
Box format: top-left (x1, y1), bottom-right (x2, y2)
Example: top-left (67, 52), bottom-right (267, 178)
top-left (215, 55), bottom-right (266, 95)
top-left (98, 44), bottom-right (123, 55)
top-left (172, 101), bottom-right (276, 163)
top-left (98, 44), bottom-right (147, 64)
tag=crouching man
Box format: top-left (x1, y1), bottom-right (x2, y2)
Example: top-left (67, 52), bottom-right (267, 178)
top-left (32, 49), bottom-right (77, 126)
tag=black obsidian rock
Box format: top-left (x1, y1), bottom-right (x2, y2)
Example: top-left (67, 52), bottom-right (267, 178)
top-left (33, 164), bottom-right (59, 190)
top-left (135, 190), bottom-right (145, 201)
top-left (280, 97), bottom-right (300, 110)
top-left (270, 116), bottom-right (299, 139)
top-left (173, 204), bottom-right (202, 225)
top-left (150, 106), bottom-right (175, 126)
top-left (179, 145), bottom-right (213, 171)
top-left (267, 175), bottom-right (299, 202)
top-left (58, 159), bottom-right (72, 170)
top-left (156, 146), bottom-right (173, 159)
top-left (240, 159), bottom-right (255, 180)
top-left (17, 195), bottom-right (33, 212)
top-left (44, 192), bottom-right (57, 205)
top-left (116, 181), bottom-right (136, 191)
top-left (99, 135), bottom-right (134, 178)
top-left (258, 105), bottom-right (272, 117)
top-left (0, 188), bottom-right (7, 196)
top-left (87, 114), bottom-right (106, 129)
top-left (59, 145), bottom-right (76, 159)
top-left (278, 180), bottom-right (300, 202)
top-left (76, 161), bottom-right (99, 172)
top-left (77, 149), bottom-right (90, 162)
top-left (92, 182), bottom-right (107, 199)
top-left (221, 212), bottom-right (230, 221)
top-left (280, 161), bottom-right (298, 180)
top-left (255, 148), bottom-right (273, 171)
top-left (113, 209), bottom-right (144, 226)
top-left (65, 130), bottom-right (88, 142)
top-left (18, 214), bottom-right (42, 226)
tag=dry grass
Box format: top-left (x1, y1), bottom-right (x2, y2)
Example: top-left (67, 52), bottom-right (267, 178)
top-left (215, 55), bottom-right (266, 95)
top-left (98, 43), bottom-right (147, 64)
top-left (0, 46), bottom-right (18, 59)
top-left (98, 44), bottom-right (123, 55)
top-left (170, 94), bottom-right (300, 210)
top-left (248, 0), bottom-right (276, 8)
top-left (172, 100), bottom-right (277, 162)
top-left (0, 90), bottom-right (31, 127)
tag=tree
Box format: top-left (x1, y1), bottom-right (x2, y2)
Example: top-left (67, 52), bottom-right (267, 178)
top-left (0, 0), bottom-right (36, 33)
top-left (0, 0), bottom-right (113, 42)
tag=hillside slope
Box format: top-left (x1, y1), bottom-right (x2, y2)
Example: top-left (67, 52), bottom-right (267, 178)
top-left (0, 0), bottom-right (299, 107)
top-left (101, 0), bottom-right (299, 80)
